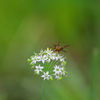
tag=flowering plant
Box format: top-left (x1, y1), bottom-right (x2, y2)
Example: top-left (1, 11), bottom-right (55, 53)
top-left (27, 48), bottom-right (68, 81)
top-left (27, 47), bottom-right (68, 100)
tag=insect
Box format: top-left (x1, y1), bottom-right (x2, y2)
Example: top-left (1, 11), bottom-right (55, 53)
top-left (53, 41), bottom-right (70, 53)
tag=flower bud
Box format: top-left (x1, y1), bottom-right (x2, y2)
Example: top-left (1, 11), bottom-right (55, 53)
top-left (35, 71), bottom-right (38, 75)
top-left (65, 72), bottom-right (68, 75)
top-left (27, 59), bottom-right (32, 63)
top-left (49, 76), bottom-right (53, 81)
top-left (30, 63), bottom-right (34, 66)
top-left (62, 61), bottom-right (66, 65)
top-left (58, 76), bottom-right (62, 81)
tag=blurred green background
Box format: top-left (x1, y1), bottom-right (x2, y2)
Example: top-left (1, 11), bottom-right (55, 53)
top-left (0, 0), bottom-right (100, 100)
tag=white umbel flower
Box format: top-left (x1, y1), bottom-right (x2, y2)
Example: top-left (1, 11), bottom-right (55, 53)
top-left (47, 56), bottom-right (51, 62)
top-left (60, 67), bottom-right (66, 75)
top-left (39, 49), bottom-right (44, 55)
top-left (36, 56), bottom-right (41, 62)
top-left (40, 55), bottom-right (46, 63)
top-left (43, 55), bottom-right (48, 60)
top-left (55, 54), bottom-right (60, 60)
top-left (60, 56), bottom-right (64, 62)
top-left (53, 65), bottom-right (61, 73)
top-left (45, 48), bottom-right (53, 55)
top-left (41, 71), bottom-right (51, 80)
top-left (50, 53), bottom-right (56, 60)
top-left (55, 75), bottom-right (60, 79)
top-left (32, 56), bottom-right (37, 64)
top-left (34, 65), bottom-right (44, 74)
top-left (28, 47), bottom-right (68, 81)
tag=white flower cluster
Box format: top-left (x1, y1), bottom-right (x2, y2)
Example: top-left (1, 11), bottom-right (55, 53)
top-left (27, 48), bottom-right (68, 81)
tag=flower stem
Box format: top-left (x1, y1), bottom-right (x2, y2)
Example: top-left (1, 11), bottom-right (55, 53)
top-left (90, 48), bottom-right (99, 100)
top-left (42, 80), bottom-right (46, 100)
top-left (48, 60), bottom-right (54, 69)
top-left (50, 60), bottom-right (60, 70)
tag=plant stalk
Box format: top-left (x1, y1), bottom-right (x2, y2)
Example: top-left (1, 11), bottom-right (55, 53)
top-left (90, 48), bottom-right (99, 100)
top-left (42, 80), bottom-right (46, 100)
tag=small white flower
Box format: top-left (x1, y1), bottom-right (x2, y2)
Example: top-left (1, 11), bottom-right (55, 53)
top-left (39, 49), bottom-right (44, 55)
top-left (36, 56), bottom-right (41, 62)
top-left (53, 72), bottom-right (60, 76)
top-left (60, 67), bottom-right (66, 75)
top-left (40, 55), bottom-right (48, 63)
top-left (41, 71), bottom-right (51, 80)
top-left (53, 65), bottom-right (61, 73)
top-left (47, 59), bottom-right (50, 62)
top-left (61, 61), bottom-right (66, 66)
top-left (60, 56), bottom-right (64, 62)
top-left (34, 65), bottom-right (44, 74)
top-left (40, 55), bottom-right (45, 63)
top-left (43, 55), bottom-right (48, 60)
top-left (55, 75), bottom-right (60, 79)
top-left (53, 72), bottom-right (60, 79)
top-left (47, 56), bottom-right (51, 62)
top-left (45, 48), bottom-right (53, 55)
top-left (55, 54), bottom-right (60, 60)
top-left (32, 56), bottom-right (37, 64)
top-left (50, 53), bottom-right (56, 60)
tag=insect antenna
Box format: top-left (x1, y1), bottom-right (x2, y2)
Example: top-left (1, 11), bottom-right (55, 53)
top-left (57, 41), bottom-right (60, 46)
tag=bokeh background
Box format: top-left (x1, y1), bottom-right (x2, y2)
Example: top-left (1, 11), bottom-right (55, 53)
top-left (0, 0), bottom-right (100, 100)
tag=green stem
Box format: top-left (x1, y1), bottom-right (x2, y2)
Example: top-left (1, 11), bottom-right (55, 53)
top-left (50, 60), bottom-right (60, 70)
top-left (42, 80), bottom-right (46, 100)
top-left (48, 60), bottom-right (54, 69)
top-left (54, 60), bottom-right (60, 66)
top-left (90, 48), bottom-right (99, 100)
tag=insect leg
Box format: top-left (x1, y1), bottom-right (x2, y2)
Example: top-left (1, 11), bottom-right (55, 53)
top-left (61, 49), bottom-right (67, 53)
top-left (62, 45), bottom-right (70, 49)
top-left (53, 44), bottom-right (56, 47)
